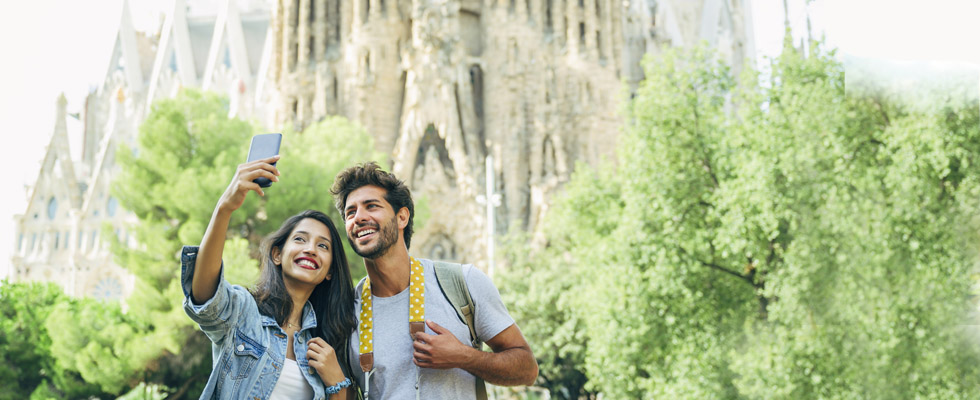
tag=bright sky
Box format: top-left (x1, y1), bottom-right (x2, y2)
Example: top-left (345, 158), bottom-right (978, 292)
top-left (0, 0), bottom-right (978, 280)
top-left (0, 0), bottom-right (167, 281)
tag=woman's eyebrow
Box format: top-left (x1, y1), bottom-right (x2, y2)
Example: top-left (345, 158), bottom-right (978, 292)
top-left (294, 230), bottom-right (331, 244)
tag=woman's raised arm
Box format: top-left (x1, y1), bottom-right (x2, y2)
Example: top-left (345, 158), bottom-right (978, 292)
top-left (191, 155), bottom-right (279, 304)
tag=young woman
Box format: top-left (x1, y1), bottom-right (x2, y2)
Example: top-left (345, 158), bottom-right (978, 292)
top-left (180, 155), bottom-right (357, 399)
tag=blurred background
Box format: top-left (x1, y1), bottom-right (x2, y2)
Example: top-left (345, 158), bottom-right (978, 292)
top-left (1, 0), bottom-right (979, 398)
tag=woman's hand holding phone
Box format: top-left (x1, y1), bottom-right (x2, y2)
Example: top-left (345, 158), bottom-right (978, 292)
top-left (192, 155), bottom-right (280, 304)
top-left (217, 156), bottom-right (280, 215)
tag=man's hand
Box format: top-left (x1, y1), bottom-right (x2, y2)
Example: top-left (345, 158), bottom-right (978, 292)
top-left (412, 320), bottom-right (475, 369)
top-left (307, 337), bottom-right (346, 385)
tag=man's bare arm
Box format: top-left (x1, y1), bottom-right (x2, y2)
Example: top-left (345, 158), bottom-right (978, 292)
top-left (413, 321), bottom-right (538, 386)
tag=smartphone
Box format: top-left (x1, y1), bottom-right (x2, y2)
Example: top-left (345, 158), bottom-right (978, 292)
top-left (246, 133), bottom-right (282, 187)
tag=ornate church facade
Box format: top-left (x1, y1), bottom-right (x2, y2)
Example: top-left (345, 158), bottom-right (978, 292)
top-left (267, 0), bottom-right (755, 269)
top-left (11, 0), bottom-right (754, 299)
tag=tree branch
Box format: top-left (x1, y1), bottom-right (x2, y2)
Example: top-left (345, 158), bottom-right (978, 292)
top-left (702, 156), bottom-right (720, 188)
top-left (678, 243), bottom-right (749, 282)
top-left (699, 259), bottom-right (750, 282)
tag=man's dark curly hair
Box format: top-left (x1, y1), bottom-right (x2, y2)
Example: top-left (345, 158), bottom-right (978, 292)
top-left (331, 162), bottom-right (415, 249)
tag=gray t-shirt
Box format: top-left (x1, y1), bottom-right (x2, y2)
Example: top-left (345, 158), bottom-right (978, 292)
top-left (347, 259), bottom-right (515, 399)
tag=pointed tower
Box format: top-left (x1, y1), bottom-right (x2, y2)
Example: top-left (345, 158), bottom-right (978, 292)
top-left (12, 95), bottom-right (84, 293)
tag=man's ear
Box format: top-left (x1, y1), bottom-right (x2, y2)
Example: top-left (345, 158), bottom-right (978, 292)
top-left (397, 207), bottom-right (410, 230)
top-left (271, 247), bottom-right (282, 265)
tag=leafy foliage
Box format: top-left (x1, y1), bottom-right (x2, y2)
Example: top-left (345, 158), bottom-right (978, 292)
top-left (45, 296), bottom-right (151, 395)
top-left (0, 281), bottom-right (108, 399)
top-left (501, 43), bottom-right (980, 398)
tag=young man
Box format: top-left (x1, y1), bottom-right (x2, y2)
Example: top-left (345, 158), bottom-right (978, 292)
top-left (331, 162), bottom-right (538, 399)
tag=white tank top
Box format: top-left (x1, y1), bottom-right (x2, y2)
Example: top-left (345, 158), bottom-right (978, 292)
top-left (269, 358), bottom-right (314, 400)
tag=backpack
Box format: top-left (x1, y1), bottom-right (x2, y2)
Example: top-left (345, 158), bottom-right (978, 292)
top-left (431, 260), bottom-right (489, 400)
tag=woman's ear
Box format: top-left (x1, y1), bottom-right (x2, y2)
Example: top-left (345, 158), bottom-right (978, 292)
top-left (271, 247), bottom-right (282, 265)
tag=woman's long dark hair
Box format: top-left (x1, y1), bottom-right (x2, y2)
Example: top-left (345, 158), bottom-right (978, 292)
top-left (251, 209), bottom-right (357, 379)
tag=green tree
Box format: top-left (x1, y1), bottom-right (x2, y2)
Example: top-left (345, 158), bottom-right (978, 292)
top-left (45, 296), bottom-right (151, 395)
top-left (502, 43), bottom-right (980, 398)
top-left (0, 281), bottom-right (107, 399)
top-left (497, 163), bottom-right (619, 400)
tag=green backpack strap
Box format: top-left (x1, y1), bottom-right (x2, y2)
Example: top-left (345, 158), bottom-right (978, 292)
top-left (432, 260), bottom-right (488, 400)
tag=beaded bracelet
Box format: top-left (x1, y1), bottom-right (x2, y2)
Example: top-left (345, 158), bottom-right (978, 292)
top-left (325, 377), bottom-right (352, 394)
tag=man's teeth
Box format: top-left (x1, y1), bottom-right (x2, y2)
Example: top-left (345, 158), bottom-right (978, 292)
top-left (358, 229), bottom-right (377, 238)
top-left (297, 260), bottom-right (317, 269)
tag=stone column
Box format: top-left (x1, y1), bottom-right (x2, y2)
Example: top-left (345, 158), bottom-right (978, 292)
top-left (298, 0), bottom-right (310, 66)
top-left (315, 0), bottom-right (326, 62)
top-left (282, 0), bottom-right (298, 73)
top-left (352, 0), bottom-right (364, 29)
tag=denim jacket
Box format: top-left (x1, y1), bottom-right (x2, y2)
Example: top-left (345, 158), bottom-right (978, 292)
top-left (181, 245), bottom-right (329, 400)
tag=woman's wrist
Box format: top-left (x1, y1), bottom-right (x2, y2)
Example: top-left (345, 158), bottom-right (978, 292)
top-left (314, 359), bottom-right (346, 384)
top-left (324, 377), bottom-right (351, 394)
top-left (319, 368), bottom-right (346, 385)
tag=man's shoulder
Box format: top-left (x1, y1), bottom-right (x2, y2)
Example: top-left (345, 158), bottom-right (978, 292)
top-left (420, 259), bottom-right (502, 297)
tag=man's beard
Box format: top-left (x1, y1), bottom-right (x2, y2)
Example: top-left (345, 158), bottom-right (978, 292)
top-left (349, 214), bottom-right (399, 259)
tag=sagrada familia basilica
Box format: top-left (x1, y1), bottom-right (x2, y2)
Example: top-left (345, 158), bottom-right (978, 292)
top-left (11, 0), bottom-right (755, 299)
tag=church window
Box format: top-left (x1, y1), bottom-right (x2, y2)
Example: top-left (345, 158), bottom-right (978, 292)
top-left (55, 232), bottom-right (60, 250)
top-left (78, 231), bottom-right (84, 249)
top-left (334, 0), bottom-right (340, 41)
top-left (579, 23), bottom-right (586, 45)
top-left (423, 234), bottom-right (458, 262)
top-left (308, 29), bottom-right (316, 63)
top-left (31, 234), bottom-right (37, 251)
top-left (169, 51), bottom-right (177, 72)
top-left (223, 47), bottom-right (232, 68)
top-left (64, 231), bottom-right (70, 249)
top-left (93, 277), bottom-right (123, 300)
top-left (107, 197), bottom-right (119, 217)
top-left (597, 31), bottom-right (604, 59)
top-left (469, 65), bottom-right (484, 121)
top-left (17, 234), bottom-right (23, 252)
top-left (47, 197), bottom-right (57, 220)
top-left (545, 0), bottom-right (553, 32)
